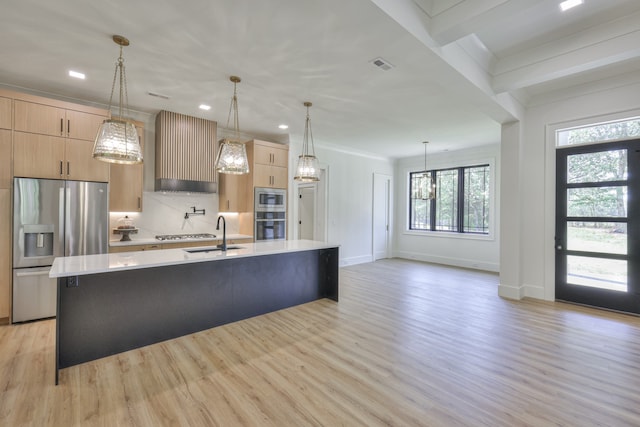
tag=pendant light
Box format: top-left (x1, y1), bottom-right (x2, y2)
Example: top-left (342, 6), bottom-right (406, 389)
top-left (215, 76), bottom-right (250, 174)
top-left (421, 141), bottom-right (436, 200)
top-left (294, 102), bottom-right (320, 182)
top-left (93, 35), bottom-right (143, 164)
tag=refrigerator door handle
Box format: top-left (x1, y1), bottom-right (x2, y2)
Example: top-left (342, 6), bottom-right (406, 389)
top-left (59, 186), bottom-right (66, 256)
top-left (65, 186), bottom-right (71, 256)
top-left (15, 269), bottom-right (50, 278)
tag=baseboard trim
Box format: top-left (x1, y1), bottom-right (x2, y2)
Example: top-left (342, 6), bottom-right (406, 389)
top-left (498, 284), bottom-right (524, 300)
top-left (393, 251), bottom-right (499, 272)
top-left (340, 255), bottom-right (373, 267)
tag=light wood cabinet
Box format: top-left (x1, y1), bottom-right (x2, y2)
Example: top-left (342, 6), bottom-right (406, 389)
top-left (110, 124), bottom-right (144, 212)
top-left (13, 132), bottom-right (109, 181)
top-left (14, 100), bottom-right (105, 141)
top-left (12, 98), bottom-right (110, 182)
top-left (253, 163), bottom-right (288, 188)
top-left (218, 173), bottom-right (249, 212)
top-left (252, 140), bottom-right (288, 188)
top-left (0, 97), bottom-right (11, 130)
top-left (14, 100), bottom-right (65, 136)
top-left (254, 143), bottom-right (288, 167)
top-left (219, 139), bottom-right (289, 214)
top-left (0, 129), bottom-right (11, 188)
top-left (13, 132), bottom-right (65, 179)
top-left (0, 189), bottom-right (10, 321)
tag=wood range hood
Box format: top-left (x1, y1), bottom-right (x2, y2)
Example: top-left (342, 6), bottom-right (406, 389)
top-left (155, 110), bottom-right (218, 193)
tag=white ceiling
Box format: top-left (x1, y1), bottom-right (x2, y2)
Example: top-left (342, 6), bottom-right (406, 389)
top-left (1, 0), bottom-right (639, 159)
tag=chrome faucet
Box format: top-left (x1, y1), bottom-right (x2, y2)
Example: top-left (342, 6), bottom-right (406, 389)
top-left (216, 215), bottom-right (227, 251)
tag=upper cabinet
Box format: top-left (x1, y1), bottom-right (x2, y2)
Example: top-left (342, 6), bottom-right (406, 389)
top-left (249, 140), bottom-right (288, 189)
top-left (253, 143), bottom-right (288, 168)
top-left (217, 139), bottom-right (289, 214)
top-left (12, 98), bottom-right (110, 182)
top-left (110, 123), bottom-right (144, 212)
top-left (0, 97), bottom-right (11, 130)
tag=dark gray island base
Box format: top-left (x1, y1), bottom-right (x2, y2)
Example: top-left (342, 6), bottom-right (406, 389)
top-left (55, 247), bottom-right (338, 383)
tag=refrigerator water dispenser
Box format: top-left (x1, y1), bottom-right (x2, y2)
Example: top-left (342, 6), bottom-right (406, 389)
top-left (23, 224), bottom-right (54, 258)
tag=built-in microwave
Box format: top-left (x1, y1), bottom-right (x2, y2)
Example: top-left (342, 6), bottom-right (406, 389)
top-left (255, 188), bottom-right (286, 241)
top-left (255, 188), bottom-right (286, 211)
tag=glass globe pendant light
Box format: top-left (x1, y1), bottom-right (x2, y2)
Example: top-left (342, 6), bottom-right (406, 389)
top-left (215, 76), bottom-right (250, 174)
top-left (93, 35), bottom-right (143, 164)
top-left (294, 101), bottom-right (320, 182)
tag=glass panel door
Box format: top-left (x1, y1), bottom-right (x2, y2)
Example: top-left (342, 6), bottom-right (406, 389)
top-left (556, 140), bottom-right (640, 313)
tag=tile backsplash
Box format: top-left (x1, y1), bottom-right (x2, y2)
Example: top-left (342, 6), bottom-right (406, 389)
top-left (109, 191), bottom-right (239, 240)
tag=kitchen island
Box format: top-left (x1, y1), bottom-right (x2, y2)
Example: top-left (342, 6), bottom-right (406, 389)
top-left (50, 240), bottom-right (339, 383)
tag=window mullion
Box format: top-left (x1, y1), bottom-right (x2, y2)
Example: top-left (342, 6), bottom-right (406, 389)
top-left (458, 167), bottom-right (464, 233)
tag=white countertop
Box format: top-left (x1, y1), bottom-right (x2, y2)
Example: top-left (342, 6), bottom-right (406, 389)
top-left (109, 234), bottom-right (253, 247)
top-left (50, 240), bottom-right (339, 278)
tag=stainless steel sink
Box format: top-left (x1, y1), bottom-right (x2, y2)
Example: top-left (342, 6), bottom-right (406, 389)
top-left (184, 246), bottom-right (244, 254)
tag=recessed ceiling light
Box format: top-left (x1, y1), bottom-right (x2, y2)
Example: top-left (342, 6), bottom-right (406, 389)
top-left (560, 0), bottom-right (583, 12)
top-left (199, 104), bottom-right (211, 111)
top-left (68, 70), bottom-right (85, 79)
top-left (278, 124), bottom-right (289, 130)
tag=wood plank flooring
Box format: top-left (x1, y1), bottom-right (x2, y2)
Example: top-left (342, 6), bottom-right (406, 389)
top-left (2, 258), bottom-right (640, 426)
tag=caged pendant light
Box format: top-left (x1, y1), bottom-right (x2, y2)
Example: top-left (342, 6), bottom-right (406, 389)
top-left (421, 141), bottom-right (436, 200)
top-left (215, 76), bottom-right (250, 174)
top-left (294, 101), bottom-right (320, 182)
top-left (93, 35), bottom-right (143, 164)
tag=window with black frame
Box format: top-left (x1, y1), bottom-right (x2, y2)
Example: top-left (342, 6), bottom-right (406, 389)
top-left (410, 164), bottom-right (490, 234)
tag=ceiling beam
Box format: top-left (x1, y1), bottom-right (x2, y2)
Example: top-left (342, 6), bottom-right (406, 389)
top-left (430, 0), bottom-right (541, 46)
top-left (368, 0), bottom-right (523, 122)
top-left (493, 14), bottom-right (640, 92)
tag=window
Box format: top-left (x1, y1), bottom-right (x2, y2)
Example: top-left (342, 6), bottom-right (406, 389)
top-left (410, 164), bottom-right (490, 234)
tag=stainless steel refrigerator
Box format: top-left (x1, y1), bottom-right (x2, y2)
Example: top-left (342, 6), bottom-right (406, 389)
top-left (12, 177), bottom-right (108, 322)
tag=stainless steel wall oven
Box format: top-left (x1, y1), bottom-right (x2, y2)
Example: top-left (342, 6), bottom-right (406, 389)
top-left (254, 187), bottom-right (286, 241)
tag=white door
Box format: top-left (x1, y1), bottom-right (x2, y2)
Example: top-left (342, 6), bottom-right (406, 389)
top-left (298, 186), bottom-right (316, 240)
top-left (373, 173), bottom-right (392, 260)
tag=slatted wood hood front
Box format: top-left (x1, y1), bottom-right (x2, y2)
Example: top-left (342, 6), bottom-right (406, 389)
top-left (155, 110), bottom-right (218, 193)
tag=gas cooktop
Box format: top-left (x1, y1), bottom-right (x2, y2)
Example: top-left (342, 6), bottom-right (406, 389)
top-left (155, 233), bottom-right (217, 241)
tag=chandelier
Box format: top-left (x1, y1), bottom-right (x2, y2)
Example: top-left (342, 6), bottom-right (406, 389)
top-left (215, 76), bottom-right (250, 174)
top-left (421, 141), bottom-right (436, 200)
top-left (93, 35), bottom-right (143, 164)
top-left (294, 102), bottom-right (320, 182)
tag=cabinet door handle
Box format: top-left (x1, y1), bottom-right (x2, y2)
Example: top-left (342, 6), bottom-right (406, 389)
top-left (227, 200), bottom-right (230, 210)
top-left (59, 161), bottom-right (63, 176)
top-left (60, 118), bottom-right (64, 135)
top-left (137, 197), bottom-right (141, 210)
top-left (67, 119), bottom-right (70, 136)
top-left (67, 161), bottom-right (70, 176)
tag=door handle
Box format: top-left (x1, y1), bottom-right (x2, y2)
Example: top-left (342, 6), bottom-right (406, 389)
top-left (59, 161), bottom-right (63, 176)
top-left (67, 119), bottom-right (70, 136)
top-left (67, 161), bottom-right (70, 176)
top-left (60, 118), bottom-right (64, 135)
top-left (554, 236), bottom-right (563, 250)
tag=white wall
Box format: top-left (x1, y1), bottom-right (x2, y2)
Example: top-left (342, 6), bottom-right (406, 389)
top-left (393, 144), bottom-right (501, 272)
top-left (289, 142), bottom-right (394, 266)
top-left (502, 80), bottom-right (640, 301)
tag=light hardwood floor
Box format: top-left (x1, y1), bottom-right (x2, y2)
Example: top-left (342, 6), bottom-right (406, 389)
top-left (2, 259), bottom-right (640, 426)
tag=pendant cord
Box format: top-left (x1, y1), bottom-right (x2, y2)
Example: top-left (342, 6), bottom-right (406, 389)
top-left (226, 80), bottom-right (241, 140)
top-left (107, 44), bottom-right (129, 121)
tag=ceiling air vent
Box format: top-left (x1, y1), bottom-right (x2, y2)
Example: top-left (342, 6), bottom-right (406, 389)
top-left (148, 91), bottom-right (170, 99)
top-left (371, 57), bottom-right (394, 71)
